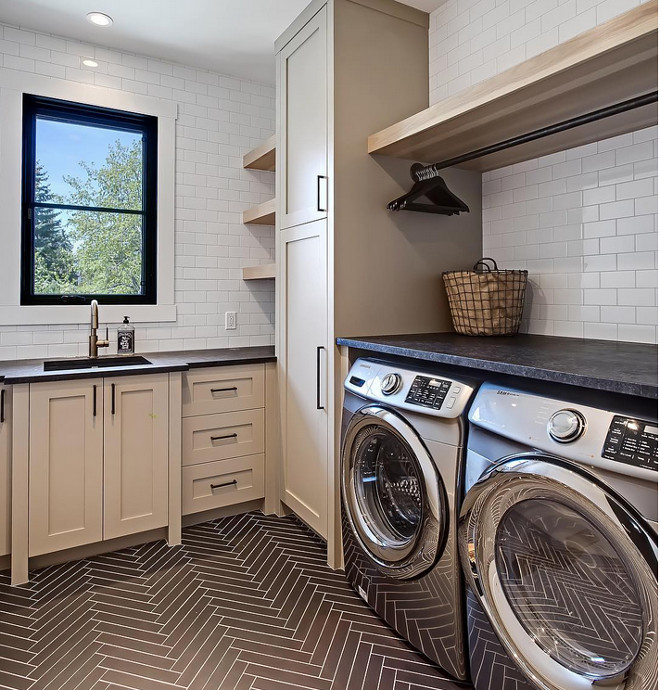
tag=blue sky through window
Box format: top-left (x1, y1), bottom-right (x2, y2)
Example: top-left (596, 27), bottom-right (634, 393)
top-left (35, 117), bottom-right (142, 203)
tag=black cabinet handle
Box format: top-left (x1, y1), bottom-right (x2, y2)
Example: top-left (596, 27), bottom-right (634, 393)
top-left (316, 346), bottom-right (324, 410)
top-left (111, 383), bottom-right (116, 415)
top-left (93, 385), bottom-right (97, 417)
top-left (317, 175), bottom-right (327, 212)
top-left (0, 389), bottom-right (5, 424)
top-left (210, 433), bottom-right (238, 442)
top-left (210, 479), bottom-right (237, 490)
top-left (210, 386), bottom-right (238, 393)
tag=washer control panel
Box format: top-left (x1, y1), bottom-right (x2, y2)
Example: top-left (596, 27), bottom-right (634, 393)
top-left (344, 358), bottom-right (475, 419)
top-left (405, 375), bottom-right (452, 410)
top-left (602, 416), bottom-right (658, 472)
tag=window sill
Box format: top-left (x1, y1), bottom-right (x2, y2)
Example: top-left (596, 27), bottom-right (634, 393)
top-left (0, 304), bottom-right (177, 326)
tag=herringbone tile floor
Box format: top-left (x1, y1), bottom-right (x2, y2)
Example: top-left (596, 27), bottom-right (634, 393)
top-left (0, 512), bottom-right (465, 690)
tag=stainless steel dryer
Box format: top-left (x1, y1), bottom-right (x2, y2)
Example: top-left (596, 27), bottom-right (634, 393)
top-left (341, 357), bottom-right (476, 680)
top-left (461, 382), bottom-right (658, 690)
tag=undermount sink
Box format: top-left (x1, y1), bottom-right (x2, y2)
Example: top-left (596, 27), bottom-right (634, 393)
top-left (43, 355), bottom-right (152, 371)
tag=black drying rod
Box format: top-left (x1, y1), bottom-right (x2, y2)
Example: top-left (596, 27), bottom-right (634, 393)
top-left (413, 91), bottom-right (658, 181)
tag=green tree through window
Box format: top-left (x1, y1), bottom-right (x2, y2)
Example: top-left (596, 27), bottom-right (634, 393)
top-left (33, 163), bottom-right (75, 293)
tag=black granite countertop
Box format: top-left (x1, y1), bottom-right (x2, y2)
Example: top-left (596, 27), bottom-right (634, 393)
top-left (0, 346), bottom-right (276, 385)
top-left (336, 333), bottom-right (658, 399)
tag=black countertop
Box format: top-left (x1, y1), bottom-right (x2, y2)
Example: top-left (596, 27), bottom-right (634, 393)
top-left (0, 346), bottom-right (276, 385)
top-left (336, 333), bottom-right (658, 399)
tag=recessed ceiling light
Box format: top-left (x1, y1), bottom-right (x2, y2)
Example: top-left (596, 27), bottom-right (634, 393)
top-left (82, 58), bottom-right (99, 68)
top-left (87, 12), bottom-right (113, 27)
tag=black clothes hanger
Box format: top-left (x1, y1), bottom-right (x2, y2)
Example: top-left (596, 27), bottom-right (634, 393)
top-left (387, 163), bottom-right (469, 215)
top-left (387, 91), bottom-right (658, 215)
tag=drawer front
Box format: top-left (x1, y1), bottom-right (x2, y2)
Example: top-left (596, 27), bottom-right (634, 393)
top-left (182, 364), bottom-right (265, 417)
top-left (182, 455), bottom-right (265, 515)
top-left (183, 409), bottom-right (264, 466)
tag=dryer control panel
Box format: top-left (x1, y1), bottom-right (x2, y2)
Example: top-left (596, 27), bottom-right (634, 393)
top-left (602, 416), bottom-right (658, 472)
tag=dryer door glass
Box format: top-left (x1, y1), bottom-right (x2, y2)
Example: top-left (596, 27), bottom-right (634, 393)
top-left (342, 407), bottom-right (446, 580)
top-left (495, 498), bottom-right (643, 677)
top-left (459, 454), bottom-right (657, 690)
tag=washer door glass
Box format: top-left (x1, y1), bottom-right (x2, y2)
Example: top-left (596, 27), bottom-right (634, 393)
top-left (354, 424), bottom-right (423, 546)
top-left (459, 454), bottom-right (658, 690)
top-left (496, 498), bottom-right (643, 678)
top-left (342, 407), bottom-right (446, 579)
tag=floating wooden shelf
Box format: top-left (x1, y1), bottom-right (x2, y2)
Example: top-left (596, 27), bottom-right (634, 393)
top-left (243, 198), bottom-right (276, 225)
top-left (242, 263), bottom-right (276, 280)
top-left (243, 135), bottom-right (276, 171)
top-left (368, 2), bottom-right (658, 172)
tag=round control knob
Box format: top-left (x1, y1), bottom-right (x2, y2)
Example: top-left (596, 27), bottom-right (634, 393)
top-left (380, 373), bottom-right (402, 396)
top-left (547, 409), bottom-right (586, 443)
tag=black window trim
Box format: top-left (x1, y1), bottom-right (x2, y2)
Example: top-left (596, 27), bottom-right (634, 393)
top-left (21, 94), bottom-right (158, 306)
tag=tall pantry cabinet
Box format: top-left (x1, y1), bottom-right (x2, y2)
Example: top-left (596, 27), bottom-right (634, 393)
top-left (276, 0), bottom-right (482, 566)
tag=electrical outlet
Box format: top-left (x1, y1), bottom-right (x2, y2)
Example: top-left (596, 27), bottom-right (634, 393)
top-left (225, 311), bottom-right (237, 330)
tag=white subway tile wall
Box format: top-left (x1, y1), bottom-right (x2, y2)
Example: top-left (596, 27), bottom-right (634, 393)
top-left (483, 128), bottom-right (658, 343)
top-left (0, 23), bottom-right (275, 361)
top-left (429, 0), bottom-right (646, 104)
top-left (430, 0), bottom-right (657, 343)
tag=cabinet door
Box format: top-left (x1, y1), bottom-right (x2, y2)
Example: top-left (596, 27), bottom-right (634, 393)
top-left (29, 379), bottom-right (103, 556)
top-left (104, 374), bottom-right (169, 540)
top-left (0, 386), bottom-right (11, 557)
top-left (279, 6), bottom-right (328, 229)
top-left (280, 219), bottom-right (329, 536)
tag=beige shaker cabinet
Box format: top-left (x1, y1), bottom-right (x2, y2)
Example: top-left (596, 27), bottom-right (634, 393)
top-left (104, 374), bottom-right (170, 540)
top-left (0, 385), bottom-right (11, 557)
top-left (280, 220), bottom-right (329, 537)
top-left (29, 379), bottom-right (104, 557)
top-left (275, 0), bottom-right (476, 566)
top-left (27, 374), bottom-right (171, 557)
top-left (278, 5), bottom-right (328, 230)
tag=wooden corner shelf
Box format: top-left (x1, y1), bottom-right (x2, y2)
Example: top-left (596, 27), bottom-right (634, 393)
top-left (368, 1), bottom-right (658, 172)
top-left (242, 263), bottom-right (276, 280)
top-left (243, 198), bottom-right (276, 225)
top-left (243, 135), bottom-right (276, 171)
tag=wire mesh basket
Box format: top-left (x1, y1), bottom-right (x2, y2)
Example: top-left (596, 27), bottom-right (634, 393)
top-left (442, 258), bottom-right (528, 336)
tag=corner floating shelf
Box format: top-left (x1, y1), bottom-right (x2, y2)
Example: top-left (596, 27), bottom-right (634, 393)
top-left (368, 1), bottom-right (658, 172)
top-left (242, 198), bottom-right (276, 225)
top-left (242, 263), bottom-right (276, 280)
top-left (243, 135), bottom-right (276, 171)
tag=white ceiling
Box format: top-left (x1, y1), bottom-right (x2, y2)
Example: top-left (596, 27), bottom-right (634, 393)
top-left (0, 0), bottom-right (443, 85)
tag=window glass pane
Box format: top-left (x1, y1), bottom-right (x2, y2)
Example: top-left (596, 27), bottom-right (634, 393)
top-left (35, 118), bottom-right (143, 211)
top-left (33, 208), bottom-right (144, 296)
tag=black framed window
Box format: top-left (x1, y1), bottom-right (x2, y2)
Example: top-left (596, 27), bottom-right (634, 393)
top-left (21, 94), bottom-right (157, 305)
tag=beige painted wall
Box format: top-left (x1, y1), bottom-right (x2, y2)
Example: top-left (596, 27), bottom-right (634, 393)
top-left (333, 0), bottom-right (483, 338)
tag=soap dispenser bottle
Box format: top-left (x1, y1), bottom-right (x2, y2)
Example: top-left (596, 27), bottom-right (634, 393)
top-left (117, 316), bottom-right (135, 355)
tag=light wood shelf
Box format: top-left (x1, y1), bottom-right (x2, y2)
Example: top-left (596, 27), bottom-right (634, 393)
top-left (368, 2), bottom-right (658, 172)
top-left (242, 263), bottom-right (276, 280)
top-left (243, 135), bottom-right (276, 171)
top-left (242, 198), bottom-right (276, 225)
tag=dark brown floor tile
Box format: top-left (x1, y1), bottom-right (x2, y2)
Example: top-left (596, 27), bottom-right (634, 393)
top-left (0, 513), bottom-right (462, 690)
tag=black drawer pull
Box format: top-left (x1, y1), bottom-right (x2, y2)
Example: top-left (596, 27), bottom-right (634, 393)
top-left (210, 386), bottom-right (238, 393)
top-left (111, 383), bottom-right (116, 415)
top-left (93, 385), bottom-right (97, 417)
top-left (210, 433), bottom-right (238, 442)
top-left (0, 389), bottom-right (5, 424)
top-left (210, 480), bottom-right (237, 490)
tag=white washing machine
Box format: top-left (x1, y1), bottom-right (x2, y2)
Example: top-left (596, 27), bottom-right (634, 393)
top-left (461, 382), bottom-right (658, 690)
top-left (340, 357), bottom-right (477, 680)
